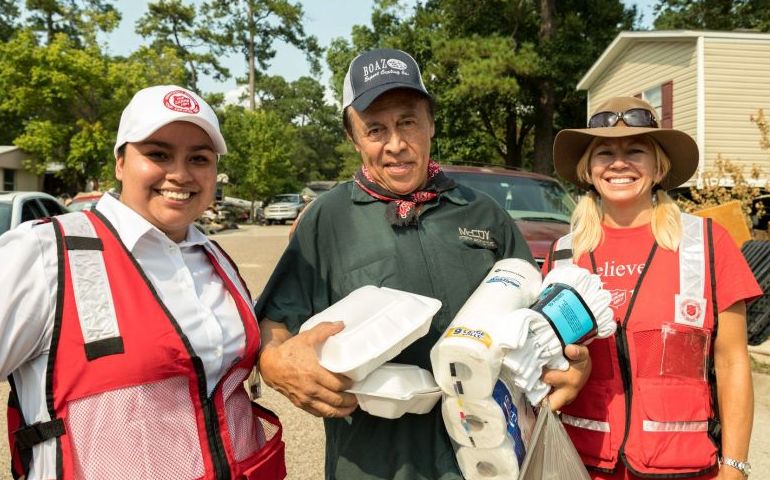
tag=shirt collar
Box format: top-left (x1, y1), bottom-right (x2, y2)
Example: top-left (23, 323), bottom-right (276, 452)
top-left (350, 180), bottom-right (469, 206)
top-left (95, 192), bottom-right (209, 251)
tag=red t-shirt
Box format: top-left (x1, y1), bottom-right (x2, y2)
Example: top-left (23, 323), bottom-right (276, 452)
top-left (543, 221), bottom-right (761, 321)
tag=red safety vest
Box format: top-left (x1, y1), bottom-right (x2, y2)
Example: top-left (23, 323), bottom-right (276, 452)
top-left (7, 210), bottom-right (285, 479)
top-left (548, 215), bottom-right (719, 478)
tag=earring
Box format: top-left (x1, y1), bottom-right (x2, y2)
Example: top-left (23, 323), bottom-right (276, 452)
top-left (651, 191), bottom-right (658, 207)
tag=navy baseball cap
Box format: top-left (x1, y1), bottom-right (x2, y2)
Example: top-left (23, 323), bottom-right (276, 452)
top-left (342, 48), bottom-right (431, 112)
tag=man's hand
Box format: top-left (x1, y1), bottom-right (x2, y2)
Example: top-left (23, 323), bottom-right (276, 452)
top-left (259, 321), bottom-right (358, 418)
top-left (541, 344), bottom-right (591, 411)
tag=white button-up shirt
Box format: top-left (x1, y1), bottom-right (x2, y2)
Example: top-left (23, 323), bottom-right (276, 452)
top-left (0, 193), bottom-right (247, 476)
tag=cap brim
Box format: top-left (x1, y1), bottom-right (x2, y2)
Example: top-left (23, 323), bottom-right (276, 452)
top-left (553, 127), bottom-right (698, 190)
top-left (118, 115), bottom-right (227, 156)
top-left (349, 83), bottom-right (431, 112)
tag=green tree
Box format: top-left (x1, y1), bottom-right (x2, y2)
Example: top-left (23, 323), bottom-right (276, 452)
top-left (24, 0), bottom-right (120, 45)
top-left (201, 0), bottom-right (321, 110)
top-left (0, 0), bottom-right (20, 41)
top-left (0, 30), bottom-right (186, 190)
top-left (219, 105), bottom-right (301, 202)
top-left (136, 0), bottom-right (229, 91)
top-left (253, 74), bottom-right (345, 181)
top-left (653, 0), bottom-right (770, 31)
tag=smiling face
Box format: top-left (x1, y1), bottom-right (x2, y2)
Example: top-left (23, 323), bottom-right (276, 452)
top-left (115, 121), bottom-right (217, 242)
top-left (346, 89), bottom-right (434, 195)
top-left (588, 135), bottom-right (664, 219)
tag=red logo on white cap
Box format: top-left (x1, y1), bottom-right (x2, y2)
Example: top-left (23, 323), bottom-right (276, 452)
top-left (163, 90), bottom-right (200, 114)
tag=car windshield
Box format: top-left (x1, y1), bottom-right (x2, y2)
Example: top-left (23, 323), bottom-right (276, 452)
top-left (270, 194), bottom-right (300, 204)
top-left (446, 172), bottom-right (575, 223)
top-left (0, 202), bottom-right (11, 235)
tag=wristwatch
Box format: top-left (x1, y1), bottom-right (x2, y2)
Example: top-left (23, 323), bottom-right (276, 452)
top-left (721, 457), bottom-right (751, 477)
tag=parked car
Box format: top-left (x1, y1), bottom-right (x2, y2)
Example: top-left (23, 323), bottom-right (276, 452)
top-left (442, 166), bottom-right (576, 265)
top-left (67, 192), bottom-right (104, 212)
top-left (0, 191), bottom-right (70, 236)
top-left (263, 193), bottom-right (307, 225)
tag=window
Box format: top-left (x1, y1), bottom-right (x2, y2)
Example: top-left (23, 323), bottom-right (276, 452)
top-left (640, 81), bottom-right (673, 128)
top-left (20, 199), bottom-right (45, 223)
top-left (3, 169), bottom-right (15, 191)
top-left (39, 198), bottom-right (66, 216)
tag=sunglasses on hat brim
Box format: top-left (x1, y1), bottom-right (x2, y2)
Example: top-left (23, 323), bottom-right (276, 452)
top-left (588, 108), bottom-right (659, 129)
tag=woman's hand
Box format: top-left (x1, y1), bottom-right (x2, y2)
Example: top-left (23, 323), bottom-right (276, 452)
top-left (542, 344), bottom-right (592, 411)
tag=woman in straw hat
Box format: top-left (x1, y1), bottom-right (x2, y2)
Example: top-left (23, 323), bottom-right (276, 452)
top-left (544, 96), bottom-right (760, 480)
top-left (0, 85), bottom-right (285, 479)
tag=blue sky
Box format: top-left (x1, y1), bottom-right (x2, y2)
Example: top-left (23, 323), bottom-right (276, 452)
top-left (103, 0), bottom-right (657, 97)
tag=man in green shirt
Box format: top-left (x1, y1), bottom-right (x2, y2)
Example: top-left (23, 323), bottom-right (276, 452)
top-left (255, 48), bottom-right (590, 480)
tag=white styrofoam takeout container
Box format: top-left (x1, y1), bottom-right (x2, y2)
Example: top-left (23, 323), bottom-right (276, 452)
top-left (348, 363), bottom-right (443, 419)
top-left (299, 286), bottom-right (442, 381)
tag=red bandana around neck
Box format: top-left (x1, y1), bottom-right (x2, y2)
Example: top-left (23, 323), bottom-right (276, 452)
top-left (353, 160), bottom-right (456, 227)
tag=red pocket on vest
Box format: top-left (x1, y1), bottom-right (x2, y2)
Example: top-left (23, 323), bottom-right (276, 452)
top-left (635, 382), bottom-right (715, 469)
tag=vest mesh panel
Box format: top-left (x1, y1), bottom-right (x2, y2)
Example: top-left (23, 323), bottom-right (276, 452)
top-left (222, 368), bottom-right (265, 461)
top-left (66, 376), bottom-right (205, 479)
top-left (634, 329), bottom-right (663, 378)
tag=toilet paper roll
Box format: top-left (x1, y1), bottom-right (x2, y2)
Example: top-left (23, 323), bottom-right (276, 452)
top-left (442, 375), bottom-right (535, 451)
top-left (456, 437), bottom-right (521, 480)
top-left (430, 311), bottom-right (530, 398)
top-left (430, 259), bottom-right (541, 398)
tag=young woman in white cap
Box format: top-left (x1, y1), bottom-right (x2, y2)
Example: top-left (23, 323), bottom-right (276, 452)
top-left (0, 85), bottom-right (285, 479)
top-left (544, 96), bottom-right (761, 480)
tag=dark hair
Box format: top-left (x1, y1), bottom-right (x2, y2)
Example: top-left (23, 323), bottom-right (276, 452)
top-left (114, 144), bottom-right (126, 193)
top-left (343, 91), bottom-right (435, 139)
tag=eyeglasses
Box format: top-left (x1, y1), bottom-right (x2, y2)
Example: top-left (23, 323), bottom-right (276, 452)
top-left (588, 108), bottom-right (659, 129)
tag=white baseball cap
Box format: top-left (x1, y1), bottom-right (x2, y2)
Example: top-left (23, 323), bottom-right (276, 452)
top-left (114, 85), bottom-right (227, 158)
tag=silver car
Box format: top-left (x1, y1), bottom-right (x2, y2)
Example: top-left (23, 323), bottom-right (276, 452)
top-left (263, 193), bottom-right (306, 225)
top-left (0, 191), bottom-right (70, 236)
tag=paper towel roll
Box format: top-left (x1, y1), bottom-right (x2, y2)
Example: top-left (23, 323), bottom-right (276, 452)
top-left (454, 258), bottom-right (542, 320)
top-left (442, 376), bottom-right (535, 450)
top-left (456, 437), bottom-right (521, 480)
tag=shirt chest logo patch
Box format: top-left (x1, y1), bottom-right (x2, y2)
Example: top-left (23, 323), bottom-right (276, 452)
top-left (458, 227), bottom-right (496, 249)
top-left (609, 289), bottom-right (628, 309)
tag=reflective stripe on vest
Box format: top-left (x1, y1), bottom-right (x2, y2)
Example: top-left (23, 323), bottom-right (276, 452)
top-left (55, 213), bottom-right (124, 360)
top-left (642, 420), bottom-right (708, 433)
top-left (561, 413), bottom-right (611, 433)
top-left (552, 233), bottom-right (574, 269)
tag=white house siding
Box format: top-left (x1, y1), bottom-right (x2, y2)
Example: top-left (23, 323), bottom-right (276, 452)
top-left (703, 38), bottom-right (770, 180)
top-left (588, 39), bottom-right (698, 139)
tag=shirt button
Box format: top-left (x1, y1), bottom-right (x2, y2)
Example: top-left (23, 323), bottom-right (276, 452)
top-left (215, 346), bottom-right (223, 357)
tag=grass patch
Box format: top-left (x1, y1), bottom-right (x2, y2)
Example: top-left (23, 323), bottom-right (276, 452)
top-left (750, 356), bottom-right (770, 375)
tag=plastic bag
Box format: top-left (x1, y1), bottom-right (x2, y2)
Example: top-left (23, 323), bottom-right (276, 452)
top-left (518, 399), bottom-right (590, 480)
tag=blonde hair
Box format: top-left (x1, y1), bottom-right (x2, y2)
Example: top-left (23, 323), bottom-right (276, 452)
top-left (570, 135), bottom-right (683, 261)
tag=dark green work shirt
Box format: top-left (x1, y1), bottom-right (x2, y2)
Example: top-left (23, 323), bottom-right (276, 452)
top-left (255, 180), bottom-right (534, 480)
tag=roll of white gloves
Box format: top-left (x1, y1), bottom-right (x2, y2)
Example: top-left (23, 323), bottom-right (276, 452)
top-left (504, 264), bottom-right (616, 404)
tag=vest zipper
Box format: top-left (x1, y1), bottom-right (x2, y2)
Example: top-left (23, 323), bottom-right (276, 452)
top-left (201, 393), bottom-right (231, 480)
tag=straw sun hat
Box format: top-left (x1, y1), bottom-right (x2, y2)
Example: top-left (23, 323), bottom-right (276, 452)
top-left (553, 96), bottom-right (698, 191)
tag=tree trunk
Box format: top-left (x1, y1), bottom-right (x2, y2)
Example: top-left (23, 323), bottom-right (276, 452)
top-left (247, 1), bottom-right (256, 111)
top-left (504, 107), bottom-right (522, 169)
top-left (533, 0), bottom-right (556, 175)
